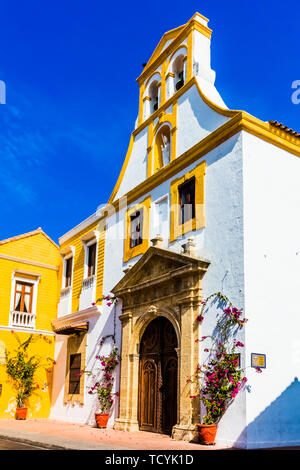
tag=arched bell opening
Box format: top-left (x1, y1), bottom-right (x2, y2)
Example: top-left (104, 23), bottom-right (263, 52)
top-left (149, 80), bottom-right (159, 114)
top-left (172, 54), bottom-right (186, 91)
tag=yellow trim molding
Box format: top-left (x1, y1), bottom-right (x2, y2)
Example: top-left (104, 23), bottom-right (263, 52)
top-left (123, 196), bottom-right (151, 263)
top-left (144, 70), bottom-right (162, 89)
top-left (108, 134), bottom-right (135, 204)
top-left (186, 32), bottom-right (193, 81)
top-left (109, 75), bottom-right (300, 209)
top-left (170, 161), bottom-right (206, 242)
top-left (146, 106), bottom-right (177, 177)
top-left (0, 253), bottom-right (59, 271)
top-left (68, 74), bottom-right (300, 245)
top-left (137, 16), bottom-right (212, 86)
top-left (166, 44), bottom-right (188, 70)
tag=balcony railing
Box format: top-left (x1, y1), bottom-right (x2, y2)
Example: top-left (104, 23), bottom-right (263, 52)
top-left (60, 286), bottom-right (72, 298)
top-left (82, 275), bottom-right (95, 290)
top-left (79, 275), bottom-right (96, 311)
top-left (58, 285), bottom-right (72, 317)
top-left (10, 311), bottom-right (36, 329)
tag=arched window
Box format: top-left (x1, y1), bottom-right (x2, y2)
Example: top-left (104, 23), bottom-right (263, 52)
top-left (172, 54), bottom-right (185, 91)
top-left (149, 80), bottom-right (159, 114)
top-left (154, 124), bottom-right (171, 172)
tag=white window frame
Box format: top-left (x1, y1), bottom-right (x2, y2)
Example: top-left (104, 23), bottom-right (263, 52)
top-left (62, 254), bottom-right (73, 289)
top-left (9, 271), bottom-right (40, 329)
top-left (83, 238), bottom-right (98, 279)
top-left (152, 194), bottom-right (169, 241)
top-left (81, 230), bottom-right (99, 281)
top-left (60, 246), bottom-right (75, 290)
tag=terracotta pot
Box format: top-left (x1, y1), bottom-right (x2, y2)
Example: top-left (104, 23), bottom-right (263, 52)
top-left (16, 407), bottom-right (27, 420)
top-left (95, 413), bottom-right (109, 428)
top-left (197, 423), bottom-right (217, 445)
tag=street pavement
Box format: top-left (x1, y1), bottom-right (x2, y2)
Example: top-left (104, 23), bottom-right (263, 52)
top-left (0, 419), bottom-right (230, 451)
top-left (0, 419), bottom-right (298, 451)
top-left (0, 437), bottom-right (49, 450)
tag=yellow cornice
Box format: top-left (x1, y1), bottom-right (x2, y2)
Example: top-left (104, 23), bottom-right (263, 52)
top-left (143, 12), bottom-right (210, 76)
top-left (110, 111), bottom-right (300, 211)
top-left (108, 134), bottom-right (135, 204)
top-left (239, 113), bottom-right (300, 157)
top-left (64, 77), bottom-right (300, 246)
top-left (0, 227), bottom-right (59, 250)
top-left (191, 11), bottom-right (210, 23)
top-left (109, 76), bottom-right (300, 207)
top-left (0, 253), bottom-right (59, 271)
top-left (144, 25), bottom-right (186, 70)
top-left (64, 108), bottom-right (300, 244)
top-left (121, 114), bottom-right (242, 208)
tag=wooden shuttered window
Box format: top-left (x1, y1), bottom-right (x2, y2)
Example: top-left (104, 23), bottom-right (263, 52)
top-left (65, 257), bottom-right (73, 288)
top-left (130, 209), bottom-right (143, 248)
top-left (68, 353), bottom-right (81, 394)
top-left (14, 281), bottom-right (33, 313)
top-left (178, 177), bottom-right (195, 225)
top-left (87, 242), bottom-right (96, 277)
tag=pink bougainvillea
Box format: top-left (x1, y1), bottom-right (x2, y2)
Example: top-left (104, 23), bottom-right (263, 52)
top-left (191, 292), bottom-right (254, 425)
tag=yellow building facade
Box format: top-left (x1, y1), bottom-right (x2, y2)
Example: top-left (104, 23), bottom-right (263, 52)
top-left (49, 216), bottom-right (106, 414)
top-left (0, 228), bottom-right (60, 419)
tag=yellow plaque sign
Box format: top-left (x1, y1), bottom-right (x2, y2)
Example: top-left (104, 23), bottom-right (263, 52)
top-left (251, 353), bottom-right (266, 368)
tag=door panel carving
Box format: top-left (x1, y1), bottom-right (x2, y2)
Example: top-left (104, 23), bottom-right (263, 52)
top-left (139, 360), bottom-right (157, 430)
top-left (162, 358), bottom-right (178, 434)
top-left (138, 317), bottom-right (178, 434)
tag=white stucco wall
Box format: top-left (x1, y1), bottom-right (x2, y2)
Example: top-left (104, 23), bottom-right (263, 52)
top-left (192, 29), bottom-right (227, 109)
top-left (242, 131), bottom-right (300, 448)
top-left (50, 312), bottom-right (121, 427)
top-left (115, 127), bottom-right (148, 200)
top-left (116, 85), bottom-right (229, 202)
top-left (51, 129), bottom-right (300, 449)
top-left (99, 132), bottom-right (246, 444)
top-left (176, 84), bottom-right (229, 157)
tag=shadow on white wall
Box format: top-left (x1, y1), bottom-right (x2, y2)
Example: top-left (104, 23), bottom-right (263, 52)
top-left (235, 377), bottom-right (300, 449)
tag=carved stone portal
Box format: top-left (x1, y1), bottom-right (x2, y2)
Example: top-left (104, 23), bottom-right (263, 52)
top-left (112, 246), bottom-right (210, 441)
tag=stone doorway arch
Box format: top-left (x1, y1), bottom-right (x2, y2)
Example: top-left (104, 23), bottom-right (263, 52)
top-left (112, 246), bottom-right (210, 441)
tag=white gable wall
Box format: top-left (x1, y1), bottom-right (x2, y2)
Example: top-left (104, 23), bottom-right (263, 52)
top-left (242, 131), bottom-right (300, 448)
top-left (115, 127), bottom-right (148, 200)
top-left (115, 85), bottom-right (230, 200)
top-left (192, 28), bottom-right (227, 108)
top-left (176, 84), bottom-right (229, 157)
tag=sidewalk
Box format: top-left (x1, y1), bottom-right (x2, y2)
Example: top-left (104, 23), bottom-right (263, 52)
top-left (0, 419), bottom-right (233, 450)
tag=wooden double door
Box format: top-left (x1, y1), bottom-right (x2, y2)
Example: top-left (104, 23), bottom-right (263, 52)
top-left (138, 317), bottom-right (178, 435)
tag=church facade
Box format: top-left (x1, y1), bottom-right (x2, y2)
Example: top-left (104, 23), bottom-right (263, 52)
top-left (47, 12), bottom-right (300, 448)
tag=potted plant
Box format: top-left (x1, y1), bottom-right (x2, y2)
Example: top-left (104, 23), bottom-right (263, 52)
top-left (85, 337), bottom-right (120, 428)
top-left (191, 292), bottom-right (255, 445)
top-left (5, 333), bottom-right (43, 419)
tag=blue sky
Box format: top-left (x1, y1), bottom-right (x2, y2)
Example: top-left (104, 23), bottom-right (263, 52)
top-left (0, 1), bottom-right (299, 244)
